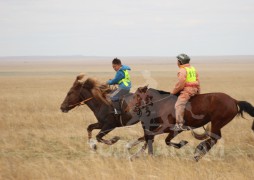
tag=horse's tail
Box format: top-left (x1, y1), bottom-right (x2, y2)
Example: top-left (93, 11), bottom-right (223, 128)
top-left (237, 101), bottom-right (254, 118)
top-left (237, 101), bottom-right (254, 132)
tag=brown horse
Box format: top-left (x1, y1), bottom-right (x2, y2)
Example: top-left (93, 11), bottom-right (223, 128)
top-left (61, 74), bottom-right (195, 152)
top-left (131, 86), bottom-right (254, 161)
top-left (60, 74), bottom-right (143, 149)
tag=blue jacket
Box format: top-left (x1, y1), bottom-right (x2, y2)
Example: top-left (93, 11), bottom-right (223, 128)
top-left (107, 65), bottom-right (131, 90)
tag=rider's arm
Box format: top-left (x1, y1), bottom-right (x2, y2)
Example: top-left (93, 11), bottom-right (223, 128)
top-left (171, 68), bottom-right (186, 94)
top-left (196, 70), bottom-right (201, 94)
top-left (107, 70), bottom-right (125, 85)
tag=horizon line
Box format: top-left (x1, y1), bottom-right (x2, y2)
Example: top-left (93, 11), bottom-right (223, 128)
top-left (1, 55), bottom-right (254, 58)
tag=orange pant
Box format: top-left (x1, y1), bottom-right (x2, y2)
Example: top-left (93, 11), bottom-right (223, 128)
top-left (175, 87), bottom-right (199, 124)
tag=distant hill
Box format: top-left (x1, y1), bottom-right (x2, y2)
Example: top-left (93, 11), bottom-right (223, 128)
top-left (0, 55), bottom-right (253, 65)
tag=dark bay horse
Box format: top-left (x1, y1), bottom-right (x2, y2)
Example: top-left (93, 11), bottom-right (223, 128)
top-left (60, 74), bottom-right (194, 152)
top-left (60, 74), bottom-right (142, 149)
top-left (131, 86), bottom-right (254, 161)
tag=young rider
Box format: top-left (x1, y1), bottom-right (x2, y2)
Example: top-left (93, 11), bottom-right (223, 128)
top-left (107, 58), bottom-right (131, 114)
top-left (171, 54), bottom-right (200, 131)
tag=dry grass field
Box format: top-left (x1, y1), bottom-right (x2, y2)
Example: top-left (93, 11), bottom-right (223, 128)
top-left (0, 56), bottom-right (254, 180)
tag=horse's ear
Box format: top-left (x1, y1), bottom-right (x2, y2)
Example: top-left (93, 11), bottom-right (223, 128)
top-left (138, 87), bottom-right (142, 93)
top-left (138, 85), bottom-right (149, 93)
top-left (77, 73), bottom-right (85, 80)
top-left (144, 85), bottom-right (149, 91)
top-left (76, 73), bottom-right (86, 84)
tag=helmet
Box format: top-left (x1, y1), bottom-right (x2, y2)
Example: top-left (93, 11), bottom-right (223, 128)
top-left (177, 53), bottom-right (190, 64)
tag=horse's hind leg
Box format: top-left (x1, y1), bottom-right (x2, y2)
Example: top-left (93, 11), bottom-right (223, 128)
top-left (87, 122), bottom-right (103, 150)
top-left (165, 130), bottom-right (188, 149)
top-left (194, 128), bottom-right (221, 161)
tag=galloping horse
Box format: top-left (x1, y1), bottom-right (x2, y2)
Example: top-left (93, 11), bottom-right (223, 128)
top-left (131, 86), bottom-right (254, 161)
top-left (60, 74), bottom-right (142, 149)
top-left (61, 74), bottom-right (196, 151)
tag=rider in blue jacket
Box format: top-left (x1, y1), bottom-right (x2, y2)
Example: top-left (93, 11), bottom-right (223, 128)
top-left (107, 58), bottom-right (131, 114)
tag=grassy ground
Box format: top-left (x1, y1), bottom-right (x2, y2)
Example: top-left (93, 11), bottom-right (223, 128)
top-left (0, 57), bottom-right (254, 179)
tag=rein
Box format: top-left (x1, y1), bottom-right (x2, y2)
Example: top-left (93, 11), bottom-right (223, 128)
top-left (68, 97), bottom-right (94, 108)
top-left (138, 95), bottom-right (171, 109)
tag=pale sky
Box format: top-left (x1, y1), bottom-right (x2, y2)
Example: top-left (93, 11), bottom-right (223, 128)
top-left (0, 0), bottom-right (254, 56)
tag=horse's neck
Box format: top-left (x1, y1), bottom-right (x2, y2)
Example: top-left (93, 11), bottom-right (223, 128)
top-left (86, 99), bottom-right (102, 113)
top-left (86, 98), bottom-right (111, 115)
top-left (145, 89), bottom-right (170, 100)
top-left (149, 88), bottom-right (171, 95)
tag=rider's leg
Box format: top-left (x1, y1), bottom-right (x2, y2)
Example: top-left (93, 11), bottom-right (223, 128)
top-left (173, 87), bottom-right (199, 131)
top-left (110, 88), bottom-right (130, 114)
top-left (175, 93), bottom-right (189, 127)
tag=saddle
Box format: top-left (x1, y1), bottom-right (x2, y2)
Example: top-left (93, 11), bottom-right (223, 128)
top-left (111, 93), bottom-right (133, 115)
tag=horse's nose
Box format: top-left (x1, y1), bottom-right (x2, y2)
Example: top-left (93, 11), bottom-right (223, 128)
top-left (60, 106), bottom-right (68, 113)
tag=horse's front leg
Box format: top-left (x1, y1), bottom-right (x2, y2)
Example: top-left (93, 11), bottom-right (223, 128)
top-left (128, 135), bottom-right (154, 160)
top-left (87, 122), bottom-right (103, 150)
top-left (96, 123), bottom-right (120, 145)
top-left (146, 134), bottom-right (155, 155)
top-left (129, 141), bottom-right (147, 161)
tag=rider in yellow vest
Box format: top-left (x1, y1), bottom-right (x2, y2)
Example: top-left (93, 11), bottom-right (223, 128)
top-left (171, 54), bottom-right (200, 131)
top-left (107, 58), bottom-right (131, 114)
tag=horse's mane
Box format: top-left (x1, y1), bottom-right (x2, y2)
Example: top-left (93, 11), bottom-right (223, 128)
top-left (149, 88), bottom-right (171, 95)
top-left (77, 74), bottom-right (112, 105)
top-left (88, 78), bottom-right (112, 105)
top-left (157, 89), bottom-right (171, 95)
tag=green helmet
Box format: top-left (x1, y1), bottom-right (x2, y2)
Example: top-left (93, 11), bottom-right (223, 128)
top-left (177, 53), bottom-right (190, 64)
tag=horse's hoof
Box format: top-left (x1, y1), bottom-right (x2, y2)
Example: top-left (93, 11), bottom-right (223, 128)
top-left (91, 144), bottom-right (97, 151)
top-left (125, 143), bottom-right (132, 150)
top-left (111, 136), bottom-right (120, 144)
top-left (88, 140), bottom-right (97, 151)
top-left (194, 151), bottom-right (204, 162)
top-left (129, 156), bottom-right (134, 161)
top-left (194, 154), bottom-right (202, 162)
top-left (179, 140), bottom-right (188, 146)
top-left (167, 140), bottom-right (188, 149)
top-left (167, 142), bottom-right (181, 149)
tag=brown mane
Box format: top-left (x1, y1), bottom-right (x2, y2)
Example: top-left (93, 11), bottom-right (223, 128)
top-left (78, 75), bottom-right (112, 105)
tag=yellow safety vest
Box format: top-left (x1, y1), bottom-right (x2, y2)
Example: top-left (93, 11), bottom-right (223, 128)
top-left (184, 66), bottom-right (197, 83)
top-left (118, 70), bottom-right (131, 87)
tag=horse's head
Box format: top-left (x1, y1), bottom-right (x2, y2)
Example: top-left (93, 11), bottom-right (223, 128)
top-left (124, 85), bottom-right (150, 115)
top-left (137, 85), bottom-right (149, 94)
top-left (60, 74), bottom-right (111, 113)
top-left (60, 74), bottom-right (87, 112)
top-left (135, 85), bottom-right (149, 102)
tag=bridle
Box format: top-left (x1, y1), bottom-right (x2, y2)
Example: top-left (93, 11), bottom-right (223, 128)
top-left (68, 97), bottom-right (94, 108)
top-left (68, 85), bottom-right (94, 108)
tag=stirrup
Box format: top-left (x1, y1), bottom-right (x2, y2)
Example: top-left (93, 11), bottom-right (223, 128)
top-left (171, 124), bottom-right (189, 131)
top-left (180, 125), bottom-right (190, 131)
top-left (114, 108), bottom-right (121, 115)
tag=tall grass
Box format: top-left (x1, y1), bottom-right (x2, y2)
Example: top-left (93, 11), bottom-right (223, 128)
top-left (0, 62), bottom-right (254, 179)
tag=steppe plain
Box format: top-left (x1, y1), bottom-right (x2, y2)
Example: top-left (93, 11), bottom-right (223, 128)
top-left (0, 56), bottom-right (254, 180)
